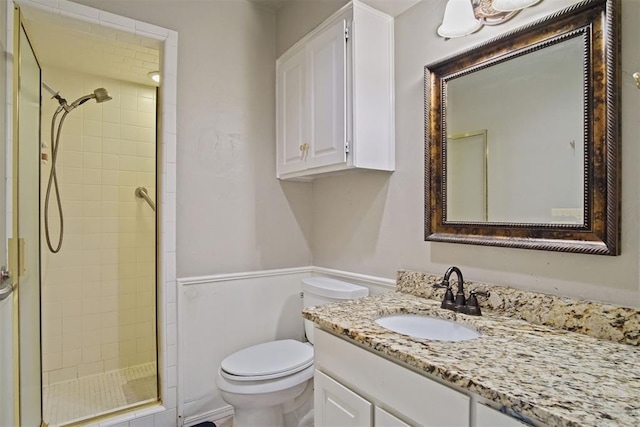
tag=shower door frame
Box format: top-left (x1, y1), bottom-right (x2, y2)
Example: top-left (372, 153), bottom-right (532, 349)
top-left (9, 5), bottom-right (43, 425)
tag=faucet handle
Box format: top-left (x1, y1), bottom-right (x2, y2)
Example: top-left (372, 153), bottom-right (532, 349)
top-left (433, 280), bottom-right (456, 310)
top-left (469, 290), bottom-right (490, 299)
top-left (433, 280), bottom-right (450, 289)
top-left (465, 290), bottom-right (490, 316)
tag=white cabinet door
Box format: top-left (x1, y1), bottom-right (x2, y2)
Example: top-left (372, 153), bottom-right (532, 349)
top-left (315, 370), bottom-right (373, 427)
top-left (476, 403), bottom-right (528, 427)
top-left (276, 46), bottom-right (307, 175)
top-left (305, 17), bottom-right (347, 170)
top-left (374, 407), bottom-right (411, 427)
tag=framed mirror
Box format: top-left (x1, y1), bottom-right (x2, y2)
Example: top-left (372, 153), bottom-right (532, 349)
top-left (424, 0), bottom-right (620, 255)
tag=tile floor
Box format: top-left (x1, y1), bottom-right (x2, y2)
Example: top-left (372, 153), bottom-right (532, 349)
top-left (43, 362), bottom-right (157, 426)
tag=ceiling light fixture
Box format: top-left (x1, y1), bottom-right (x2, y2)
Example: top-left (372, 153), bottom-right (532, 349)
top-left (438, 0), bottom-right (542, 39)
top-left (438, 0), bottom-right (482, 38)
top-left (148, 71), bottom-right (160, 83)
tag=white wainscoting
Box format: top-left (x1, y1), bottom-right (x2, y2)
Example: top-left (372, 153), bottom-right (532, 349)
top-left (176, 266), bottom-right (395, 426)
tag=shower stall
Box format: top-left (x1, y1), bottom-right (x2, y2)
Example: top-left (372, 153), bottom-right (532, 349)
top-left (39, 67), bottom-right (159, 425)
top-left (4, 1), bottom-right (176, 425)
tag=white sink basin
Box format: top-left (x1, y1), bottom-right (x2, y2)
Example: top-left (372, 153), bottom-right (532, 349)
top-left (375, 314), bottom-right (480, 342)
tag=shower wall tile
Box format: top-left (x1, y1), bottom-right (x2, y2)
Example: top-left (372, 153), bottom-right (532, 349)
top-left (41, 66), bottom-right (157, 382)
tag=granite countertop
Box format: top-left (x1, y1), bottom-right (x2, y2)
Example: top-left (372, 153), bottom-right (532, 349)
top-left (303, 291), bottom-right (640, 427)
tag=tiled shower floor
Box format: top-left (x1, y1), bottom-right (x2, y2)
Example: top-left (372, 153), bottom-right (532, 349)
top-left (43, 362), bottom-right (158, 426)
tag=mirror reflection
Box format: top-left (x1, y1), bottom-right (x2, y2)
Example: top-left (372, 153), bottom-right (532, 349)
top-left (445, 36), bottom-right (585, 225)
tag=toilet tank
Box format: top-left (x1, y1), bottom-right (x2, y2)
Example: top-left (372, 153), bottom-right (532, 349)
top-left (302, 277), bottom-right (369, 344)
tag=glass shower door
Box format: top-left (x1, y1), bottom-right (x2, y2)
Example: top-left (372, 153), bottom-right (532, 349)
top-left (1, 6), bottom-right (42, 425)
top-left (13, 6), bottom-right (43, 426)
top-left (0, 279), bottom-right (15, 427)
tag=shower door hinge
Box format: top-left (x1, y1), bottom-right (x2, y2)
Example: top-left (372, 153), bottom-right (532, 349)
top-left (344, 23), bottom-right (350, 41)
top-left (345, 140), bottom-right (351, 154)
top-left (18, 238), bottom-right (26, 276)
top-left (8, 238), bottom-right (26, 276)
top-left (7, 238), bottom-right (25, 277)
top-left (8, 238), bottom-right (17, 280)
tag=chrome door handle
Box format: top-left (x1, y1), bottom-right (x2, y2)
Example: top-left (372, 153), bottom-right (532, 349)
top-left (0, 282), bottom-right (12, 301)
top-left (0, 267), bottom-right (13, 302)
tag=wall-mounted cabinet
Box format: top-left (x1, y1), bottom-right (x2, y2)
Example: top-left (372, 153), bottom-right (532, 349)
top-left (276, 1), bottom-right (394, 180)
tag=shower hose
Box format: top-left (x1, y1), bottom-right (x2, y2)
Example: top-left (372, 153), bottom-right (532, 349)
top-left (44, 107), bottom-right (70, 253)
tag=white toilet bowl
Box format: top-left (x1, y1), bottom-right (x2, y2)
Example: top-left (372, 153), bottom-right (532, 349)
top-left (216, 278), bottom-right (369, 427)
top-left (216, 340), bottom-right (314, 427)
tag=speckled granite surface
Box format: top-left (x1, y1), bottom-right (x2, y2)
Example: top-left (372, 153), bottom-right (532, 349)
top-left (397, 270), bottom-right (640, 346)
top-left (303, 290), bottom-right (640, 426)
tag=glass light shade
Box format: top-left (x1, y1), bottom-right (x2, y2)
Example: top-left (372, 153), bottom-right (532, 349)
top-left (491, 0), bottom-right (541, 12)
top-left (148, 71), bottom-right (160, 83)
top-left (438, 0), bottom-right (482, 38)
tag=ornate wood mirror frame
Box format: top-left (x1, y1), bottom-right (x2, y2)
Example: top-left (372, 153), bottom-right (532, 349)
top-left (424, 0), bottom-right (620, 255)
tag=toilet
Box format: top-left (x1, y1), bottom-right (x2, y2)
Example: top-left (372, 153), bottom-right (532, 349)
top-left (216, 277), bottom-right (369, 427)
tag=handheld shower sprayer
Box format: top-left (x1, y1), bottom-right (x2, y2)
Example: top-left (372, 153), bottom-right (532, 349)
top-left (43, 82), bottom-right (112, 253)
top-left (43, 83), bottom-right (112, 113)
top-left (70, 88), bottom-right (113, 108)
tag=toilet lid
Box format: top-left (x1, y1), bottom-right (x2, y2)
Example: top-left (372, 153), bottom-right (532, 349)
top-left (220, 340), bottom-right (313, 380)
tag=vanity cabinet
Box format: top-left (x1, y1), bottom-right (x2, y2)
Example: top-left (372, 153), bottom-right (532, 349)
top-left (314, 328), bottom-right (540, 427)
top-left (314, 328), bottom-right (469, 426)
top-left (276, 1), bottom-right (394, 180)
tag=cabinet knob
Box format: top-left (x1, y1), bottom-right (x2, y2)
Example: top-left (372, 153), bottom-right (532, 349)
top-left (299, 143), bottom-right (309, 152)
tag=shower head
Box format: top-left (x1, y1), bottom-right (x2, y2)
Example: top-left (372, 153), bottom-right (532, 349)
top-left (70, 87), bottom-right (112, 109)
top-left (93, 88), bottom-right (112, 103)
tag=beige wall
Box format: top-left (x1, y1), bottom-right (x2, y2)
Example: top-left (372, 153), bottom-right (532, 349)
top-left (330, 0), bottom-right (640, 307)
top-left (275, 0), bottom-right (349, 56)
top-left (67, 0), bottom-right (640, 308)
top-left (71, 0), bottom-right (313, 278)
top-left (40, 67), bottom-right (157, 383)
top-left (279, 0), bottom-right (640, 307)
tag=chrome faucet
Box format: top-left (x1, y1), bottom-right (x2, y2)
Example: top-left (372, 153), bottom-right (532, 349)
top-left (433, 266), bottom-right (489, 316)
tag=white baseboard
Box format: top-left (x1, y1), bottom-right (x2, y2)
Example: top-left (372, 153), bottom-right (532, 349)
top-left (183, 405), bottom-right (234, 426)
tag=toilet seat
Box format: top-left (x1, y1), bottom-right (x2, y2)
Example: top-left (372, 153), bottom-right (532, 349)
top-left (220, 340), bottom-right (314, 382)
top-left (217, 364), bottom-right (314, 395)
